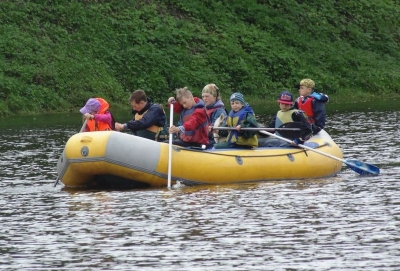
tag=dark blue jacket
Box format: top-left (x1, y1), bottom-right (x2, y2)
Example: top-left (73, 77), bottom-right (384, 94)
top-left (126, 98), bottom-right (166, 133)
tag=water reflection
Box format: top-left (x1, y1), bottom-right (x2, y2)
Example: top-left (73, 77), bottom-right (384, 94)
top-left (330, 111), bottom-right (400, 172)
top-left (0, 111), bottom-right (399, 270)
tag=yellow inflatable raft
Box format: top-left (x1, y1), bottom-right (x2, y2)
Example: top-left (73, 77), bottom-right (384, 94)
top-left (57, 130), bottom-right (343, 188)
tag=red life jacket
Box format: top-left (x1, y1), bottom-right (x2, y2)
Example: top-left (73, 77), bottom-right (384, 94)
top-left (86, 98), bottom-right (113, 131)
top-left (179, 101), bottom-right (209, 145)
top-left (297, 96), bottom-right (315, 124)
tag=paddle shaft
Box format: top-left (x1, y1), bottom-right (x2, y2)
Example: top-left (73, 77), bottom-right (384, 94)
top-left (259, 130), bottom-right (347, 162)
top-left (259, 130), bottom-right (379, 175)
top-left (215, 127), bottom-right (300, 131)
top-left (79, 119), bottom-right (88, 132)
top-left (167, 103), bottom-right (174, 188)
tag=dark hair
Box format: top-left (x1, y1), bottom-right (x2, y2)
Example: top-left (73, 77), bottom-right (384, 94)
top-left (129, 89), bottom-right (147, 104)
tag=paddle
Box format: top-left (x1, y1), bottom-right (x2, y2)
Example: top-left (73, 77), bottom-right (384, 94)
top-left (259, 130), bottom-right (380, 176)
top-left (167, 102), bottom-right (174, 188)
top-left (215, 127), bottom-right (300, 131)
top-left (79, 118), bottom-right (89, 133)
top-left (54, 119), bottom-right (89, 187)
top-left (215, 124), bottom-right (301, 139)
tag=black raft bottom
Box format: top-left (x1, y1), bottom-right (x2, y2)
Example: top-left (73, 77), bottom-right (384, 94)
top-left (86, 174), bottom-right (152, 189)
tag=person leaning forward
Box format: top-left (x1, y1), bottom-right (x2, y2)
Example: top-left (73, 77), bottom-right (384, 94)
top-left (80, 97), bottom-right (115, 132)
top-left (167, 87), bottom-right (210, 148)
top-left (115, 89), bottom-right (167, 141)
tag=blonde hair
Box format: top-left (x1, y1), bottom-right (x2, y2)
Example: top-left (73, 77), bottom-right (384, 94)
top-left (175, 87), bottom-right (193, 102)
top-left (202, 83), bottom-right (220, 99)
top-left (300, 79), bottom-right (315, 89)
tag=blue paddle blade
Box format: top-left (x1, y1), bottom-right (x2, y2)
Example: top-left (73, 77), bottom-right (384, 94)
top-left (345, 159), bottom-right (380, 176)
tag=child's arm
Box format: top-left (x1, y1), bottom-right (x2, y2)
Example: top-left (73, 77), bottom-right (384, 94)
top-left (240, 114), bottom-right (259, 138)
top-left (122, 106), bottom-right (164, 132)
top-left (312, 101), bottom-right (326, 133)
top-left (291, 111), bottom-right (313, 144)
top-left (181, 108), bottom-right (207, 132)
top-left (167, 97), bottom-right (183, 114)
top-left (94, 111), bottom-right (112, 123)
top-left (268, 115), bottom-right (277, 129)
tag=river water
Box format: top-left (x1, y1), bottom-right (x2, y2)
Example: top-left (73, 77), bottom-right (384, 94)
top-left (0, 108), bottom-right (399, 271)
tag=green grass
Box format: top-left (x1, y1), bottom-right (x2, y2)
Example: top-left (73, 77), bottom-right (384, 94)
top-left (1, 0), bottom-right (400, 116)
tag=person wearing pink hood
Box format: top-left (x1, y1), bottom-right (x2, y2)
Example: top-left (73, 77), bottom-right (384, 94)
top-left (79, 98), bottom-right (115, 132)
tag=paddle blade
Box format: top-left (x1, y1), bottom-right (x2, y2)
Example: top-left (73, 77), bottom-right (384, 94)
top-left (345, 159), bottom-right (380, 176)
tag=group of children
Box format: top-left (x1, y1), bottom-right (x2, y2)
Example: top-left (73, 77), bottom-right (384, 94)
top-left (79, 78), bottom-right (328, 149)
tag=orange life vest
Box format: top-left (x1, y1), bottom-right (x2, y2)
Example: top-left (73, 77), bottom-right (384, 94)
top-left (86, 98), bottom-right (113, 131)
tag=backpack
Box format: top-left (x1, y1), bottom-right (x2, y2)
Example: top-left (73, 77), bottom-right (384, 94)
top-left (110, 113), bottom-right (116, 130)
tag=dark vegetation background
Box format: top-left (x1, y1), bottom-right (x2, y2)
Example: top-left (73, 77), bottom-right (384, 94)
top-left (1, 0), bottom-right (399, 116)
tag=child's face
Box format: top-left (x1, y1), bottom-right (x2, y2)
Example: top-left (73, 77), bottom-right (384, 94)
top-left (89, 107), bottom-right (99, 114)
top-left (279, 102), bottom-right (292, 112)
top-left (178, 96), bottom-right (195, 109)
top-left (230, 100), bottom-right (243, 112)
top-left (299, 85), bottom-right (312, 97)
top-left (201, 93), bottom-right (216, 106)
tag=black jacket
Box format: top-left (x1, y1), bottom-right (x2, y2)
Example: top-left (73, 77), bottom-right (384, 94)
top-left (126, 99), bottom-right (166, 133)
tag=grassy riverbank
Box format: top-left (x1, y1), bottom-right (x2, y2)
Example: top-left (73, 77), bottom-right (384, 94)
top-left (229, 92), bottom-right (400, 115)
top-left (1, 1), bottom-right (400, 116)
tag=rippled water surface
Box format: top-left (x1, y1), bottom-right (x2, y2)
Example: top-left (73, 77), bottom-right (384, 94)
top-left (0, 111), bottom-right (399, 270)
